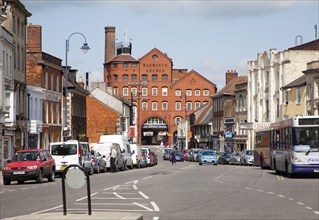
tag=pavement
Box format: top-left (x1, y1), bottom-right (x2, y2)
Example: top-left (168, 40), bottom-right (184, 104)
top-left (0, 171), bottom-right (143, 220)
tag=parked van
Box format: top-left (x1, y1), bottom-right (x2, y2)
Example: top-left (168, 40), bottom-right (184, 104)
top-left (130, 143), bottom-right (144, 168)
top-left (49, 140), bottom-right (92, 175)
top-left (89, 142), bottom-right (124, 171)
top-left (99, 135), bottom-right (133, 170)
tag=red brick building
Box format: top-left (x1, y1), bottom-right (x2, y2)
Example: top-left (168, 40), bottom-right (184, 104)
top-left (26, 24), bottom-right (63, 148)
top-left (103, 26), bottom-right (217, 146)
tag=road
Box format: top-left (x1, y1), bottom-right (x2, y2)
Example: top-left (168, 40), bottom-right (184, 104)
top-left (1, 146), bottom-right (318, 220)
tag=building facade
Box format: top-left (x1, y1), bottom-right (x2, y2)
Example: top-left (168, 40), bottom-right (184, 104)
top-left (304, 60), bottom-right (319, 116)
top-left (26, 24), bottom-right (63, 149)
top-left (103, 26), bottom-right (217, 146)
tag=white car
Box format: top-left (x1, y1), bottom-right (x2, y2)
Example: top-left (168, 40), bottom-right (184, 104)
top-left (240, 150), bottom-right (254, 166)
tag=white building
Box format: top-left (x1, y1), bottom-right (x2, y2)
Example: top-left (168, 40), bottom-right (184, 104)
top-left (0, 12), bottom-right (15, 169)
top-left (247, 40), bottom-right (319, 149)
top-left (27, 85), bottom-right (43, 149)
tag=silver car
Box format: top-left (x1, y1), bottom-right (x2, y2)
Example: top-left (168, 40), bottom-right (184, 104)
top-left (229, 151), bottom-right (242, 165)
top-left (240, 150), bottom-right (254, 166)
top-left (90, 150), bottom-right (107, 173)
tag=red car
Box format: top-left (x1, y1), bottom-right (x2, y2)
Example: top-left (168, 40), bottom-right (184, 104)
top-left (2, 149), bottom-right (56, 185)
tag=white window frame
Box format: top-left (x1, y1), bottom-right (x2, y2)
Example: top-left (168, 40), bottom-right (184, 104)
top-left (152, 87), bottom-right (158, 96)
top-left (186, 89), bottom-right (192, 96)
top-left (142, 102), bottom-right (148, 111)
top-left (123, 87), bottom-right (129, 96)
top-left (131, 88), bottom-right (137, 96)
top-left (195, 89), bottom-right (200, 96)
top-left (186, 102), bottom-right (192, 111)
top-left (175, 102), bottom-right (181, 110)
top-left (162, 102), bottom-right (168, 111)
top-left (296, 88), bottom-right (301, 104)
top-left (162, 87), bottom-right (168, 96)
top-left (152, 102), bottom-right (158, 111)
top-left (195, 102), bottom-right (201, 110)
top-left (113, 87), bottom-right (118, 95)
top-left (203, 89), bottom-right (209, 96)
top-left (175, 89), bottom-right (181, 96)
top-left (142, 88), bottom-right (148, 96)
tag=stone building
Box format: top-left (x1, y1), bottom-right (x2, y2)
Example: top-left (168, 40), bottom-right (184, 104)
top-left (304, 60), bottom-right (319, 116)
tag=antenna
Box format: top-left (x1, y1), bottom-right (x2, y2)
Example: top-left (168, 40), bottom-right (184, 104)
top-left (315, 24), bottom-right (318, 40)
top-left (295, 35), bottom-right (303, 46)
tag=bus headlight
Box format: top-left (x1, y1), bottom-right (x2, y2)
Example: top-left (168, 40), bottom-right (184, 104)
top-left (292, 154), bottom-right (302, 163)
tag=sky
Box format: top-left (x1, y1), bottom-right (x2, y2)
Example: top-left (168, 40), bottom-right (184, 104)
top-left (21, 0), bottom-right (319, 91)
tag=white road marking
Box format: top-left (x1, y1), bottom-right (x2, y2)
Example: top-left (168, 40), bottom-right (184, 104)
top-left (114, 192), bottom-right (126, 199)
top-left (288, 198), bottom-right (294, 201)
top-left (143, 176), bottom-right (153, 180)
top-left (153, 217), bottom-right (160, 220)
top-left (125, 180), bottom-right (139, 185)
top-left (75, 202), bottom-right (149, 206)
top-left (76, 192), bottom-right (98, 201)
top-left (31, 205), bottom-right (63, 215)
top-left (314, 211), bottom-right (319, 215)
top-left (138, 191), bottom-right (150, 199)
top-left (103, 185), bottom-right (121, 191)
top-left (305, 206), bottom-right (312, 210)
top-left (133, 185), bottom-right (138, 190)
top-left (278, 194), bottom-right (285, 198)
top-left (151, 201), bottom-right (160, 211)
top-left (267, 192), bottom-right (274, 195)
top-left (133, 202), bottom-right (154, 211)
top-left (257, 189), bottom-right (264, 192)
top-left (297, 202), bottom-right (304, 206)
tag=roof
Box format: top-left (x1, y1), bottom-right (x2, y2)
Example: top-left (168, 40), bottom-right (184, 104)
top-left (281, 74), bottom-right (307, 89)
top-left (171, 69), bottom-right (216, 88)
top-left (288, 39), bottom-right (319, 50)
top-left (211, 76), bottom-right (247, 98)
top-left (107, 54), bottom-right (138, 63)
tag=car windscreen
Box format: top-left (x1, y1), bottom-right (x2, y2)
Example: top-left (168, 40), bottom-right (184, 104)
top-left (51, 144), bottom-right (77, 156)
top-left (202, 151), bottom-right (215, 156)
top-left (13, 152), bottom-right (40, 161)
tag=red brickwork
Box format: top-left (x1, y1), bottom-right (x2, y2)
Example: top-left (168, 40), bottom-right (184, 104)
top-left (86, 96), bottom-right (121, 143)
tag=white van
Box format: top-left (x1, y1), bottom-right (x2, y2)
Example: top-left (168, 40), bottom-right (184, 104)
top-left (130, 143), bottom-right (144, 168)
top-left (99, 135), bottom-right (133, 170)
top-left (89, 142), bottom-right (124, 171)
top-left (49, 140), bottom-right (92, 175)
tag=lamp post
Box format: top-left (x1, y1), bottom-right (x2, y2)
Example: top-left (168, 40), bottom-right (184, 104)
top-left (62, 32), bottom-right (90, 141)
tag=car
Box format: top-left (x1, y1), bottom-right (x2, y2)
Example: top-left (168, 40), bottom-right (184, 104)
top-left (229, 151), bottom-right (242, 165)
top-left (198, 150), bottom-right (218, 166)
top-left (188, 148), bottom-right (202, 162)
top-left (195, 149), bottom-right (204, 162)
top-left (141, 147), bottom-right (151, 166)
top-left (2, 149), bottom-right (56, 185)
top-left (174, 151), bottom-right (184, 162)
top-left (218, 152), bottom-right (231, 165)
top-left (130, 144), bottom-right (144, 168)
top-left (90, 150), bottom-right (107, 173)
top-left (163, 148), bottom-right (173, 160)
top-left (149, 151), bottom-right (158, 166)
top-left (181, 149), bottom-right (188, 160)
top-left (240, 149), bottom-right (254, 166)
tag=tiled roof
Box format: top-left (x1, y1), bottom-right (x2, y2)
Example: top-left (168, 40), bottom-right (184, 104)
top-left (281, 74), bottom-right (307, 89)
top-left (288, 39), bottom-right (319, 50)
top-left (213, 76), bottom-right (247, 97)
top-left (108, 54), bottom-right (138, 63)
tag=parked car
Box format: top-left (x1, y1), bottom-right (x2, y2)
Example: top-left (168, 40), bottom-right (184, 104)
top-left (141, 147), bottom-right (151, 166)
top-left (188, 148), bottom-right (202, 162)
top-left (130, 144), bottom-right (144, 168)
top-left (90, 150), bottom-right (107, 173)
top-left (163, 148), bottom-right (173, 160)
top-left (229, 152), bottom-right (242, 165)
top-left (198, 150), bottom-right (218, 166)
top-left (240, 150), bottom-right (254, 166)
top-left (195, 149), bottom-right (204, 162)
top-left (218, 152), bottom-right (231, 165)
top-left (170, 151), bottom-right (184, 162)
top-left (149, 151), bottom-right (158, 166)
top-left (3, 149), bottom-right (56, 185)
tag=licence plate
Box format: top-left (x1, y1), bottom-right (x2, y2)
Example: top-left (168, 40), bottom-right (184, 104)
top-left (13, 171), bottom-right (25, 175)
top-left (314, 169), bottom-right (319, 173)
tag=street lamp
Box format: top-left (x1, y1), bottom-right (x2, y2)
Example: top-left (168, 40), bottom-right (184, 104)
top-left (62, 32), bottom-right (90, 141)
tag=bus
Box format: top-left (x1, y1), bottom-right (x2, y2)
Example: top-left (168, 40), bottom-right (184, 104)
top-left (254, 128), bottom-right (271, 169)
top-left (269, 116), bottom-right (319, 176)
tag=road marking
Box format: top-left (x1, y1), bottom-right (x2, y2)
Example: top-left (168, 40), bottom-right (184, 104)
top-left (297, 202), bottom-right (304, 206)
top-left (314, 211), bottom-right (319, 215)
top-left (276, 175), bottom-right (285, 180)
top-left (21, 187), bottom-right (28, 190)
top-left (103, 185), bottom-right (121, 191)
top-left (125, 180), bottom-right (139, 185)
top-left (31, 205), bottom-right (63, 215)
top-left (151, 201), bottom-right (160, 211)
top-left (138, 191), bottom-right (150, 199)
top-left (133, 202), bottom-right (154, 211)
top-left (114, 192), bottom-right (126, 199)
top-left (153, 217), bottom-right (160, 220)
top-left (288, 198), bottom-right (294, 201)
top-left (257, 189), bottom-right (264, 192)
top-left (76, 192), bottom-right (98, 201)
top-left (305, 206), bottom-right (312, 210)
top-left (75, 202), bottom-right (149, 206)
top-left (278, 194), bottom-right (285, 198)
top-left (143, 176), bottom-right (153, 180)
top-left (267, 192), bottom-right (274, 195)
top-left (133, 185), bottom-right (138, 190)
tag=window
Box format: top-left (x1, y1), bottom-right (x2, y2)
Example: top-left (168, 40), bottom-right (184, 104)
top-left (113, 63), bottom-right (118, 68)
top-left (152, 74), bottom-right (158, 82)
top-left (175, 89), bottom-right (181, 96)
top-left (56, 76), bottom-right (59, 92)
top-left (195, 102), bottom-right (201, 110)
top-left (186, 102), bottom-right (192, 111)
top-left (175, 102), bottom-right (181, 110)
top-left (45, 71), bottom-right (48, 89)
top-left (203, 89), bottom-right (209, 96)
top-left (131, 74), bottom-right (137, 81)
top-left (123, 74), bottom-right (128, 82)
top-left (114, 75), bottom-right (118, 81)
top-left (186, 89), bottom-right (192, 96)
top-left (285, 90), bottom-right (289, 104)
top-left (142, 88), bottom-right (148, 96)
top-left (195, 89), bottom-right (200, 96)
top-left (276, 98), bottom-right (280, 117)
top-left (162, 87), bottom-right (168, 96)
top-left (142, 74), bottom-right (148, 81)
top-left (162, 102), bottom-right (168, 111)
top-left (113, 87), bottom-right (118, 95)
top-left (132, 63), bottom-right (137, 68)
top-left (123, 63), bottom-right (128, 68)
top-left (296, 88), bottom-right (301, 104)
top-left (162, 74), bottom-right (168, 81)
top-left (123, 87), bottom-right (129, 96)
top-left (131, 88), bottom-right (137, 96)
top-left (152, 87), bottom-right (158, 96)
top-left (152, 102), bottom-right (158, 111)
top-left (175, 117), bottom-right (181, 125)
top-left (142, 102), bottom-right (148, 111)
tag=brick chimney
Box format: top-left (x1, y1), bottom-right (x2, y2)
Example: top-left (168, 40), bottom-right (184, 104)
top-left (226, 70), bottom-right (238, 84)
top-left (27, 24), bottom-right (42, 52)
top-left (78, 76), bottom-right (85, 88)
top-left (104, 26), bottom-right (116, 63)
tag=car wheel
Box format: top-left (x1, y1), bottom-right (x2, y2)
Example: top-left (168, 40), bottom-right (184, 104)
top-left (18, 180), bottom-right (24, 184)
top-left (3, 179), bottom-right (11, 185)
top-left (103, 164), bottom-right (107, 173)
top-left (47, 171), bottom-right (55, 182)
top-left (199, 163), bottom-right (202, 166)
top-left (36, 169), bottom-right (44, 183)
top-left (96, 165), bottom-right (100, 174)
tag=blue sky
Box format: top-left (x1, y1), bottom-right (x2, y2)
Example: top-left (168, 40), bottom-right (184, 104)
top-left (21, 0), bottom-right (319, 90)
